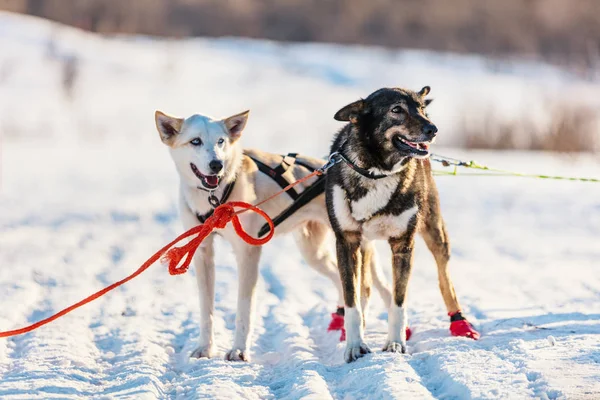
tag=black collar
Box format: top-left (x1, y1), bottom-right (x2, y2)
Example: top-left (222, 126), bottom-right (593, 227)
top-left (332, 152), bottom-right (406, 180)
top-left (195, 180), bottom-right (236, 223)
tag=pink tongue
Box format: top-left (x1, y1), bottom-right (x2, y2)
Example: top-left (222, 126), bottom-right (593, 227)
top-left (205, 175), bottom-right (219, 186)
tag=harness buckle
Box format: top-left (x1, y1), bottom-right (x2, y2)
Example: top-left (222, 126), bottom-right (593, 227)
top-left (317, 152), bottom-right (342, 174)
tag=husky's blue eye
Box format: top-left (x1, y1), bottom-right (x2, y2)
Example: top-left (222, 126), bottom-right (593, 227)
top-left (391, 106), bottom-right (403, 114)
top-left (190, 138), bottom-right (202, 146)
top-left (218, 138), bottom-right (225, 146)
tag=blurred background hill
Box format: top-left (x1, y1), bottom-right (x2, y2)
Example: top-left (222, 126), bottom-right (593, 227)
top-left (0, 0), bottom-right (598, 152)
top-left (1, 0), bottom-right (599, 69)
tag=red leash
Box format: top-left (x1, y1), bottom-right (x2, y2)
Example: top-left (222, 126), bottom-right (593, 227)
top-left (0, 169), bottom-right (322, 338)
top-left (0, 202), bottom-right (271, 338)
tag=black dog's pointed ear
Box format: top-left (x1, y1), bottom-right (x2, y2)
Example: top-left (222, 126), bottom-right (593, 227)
top-left (334, 99), bottom-right (368, 123)
top-left (424, 98), bottom-right (434, 107)
top-left (418, 86), bottom-right (431, 97)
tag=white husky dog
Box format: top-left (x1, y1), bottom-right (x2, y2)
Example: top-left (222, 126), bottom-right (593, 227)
top-left (155, 109), bottom-right (391, 361)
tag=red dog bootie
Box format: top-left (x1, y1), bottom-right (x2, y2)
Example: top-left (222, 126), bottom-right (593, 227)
top-left (328, 307), bottom-right (412, 342)
top-left (405, 326), bottom-right (412, 341)
top-left (328, 307), bottom-right (346, 341)
top-left (449, 311), bottom-right (480, 339)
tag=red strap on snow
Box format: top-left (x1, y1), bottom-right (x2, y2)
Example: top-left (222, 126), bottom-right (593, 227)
top-left (0, 202), bottom-right (273, 338)
top-left (0, 169), bottom-right (323, 338)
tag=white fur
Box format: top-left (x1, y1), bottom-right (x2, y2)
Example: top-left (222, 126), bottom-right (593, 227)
top-left (345, 307), bottom-right (363, 345)
top-left (227, 241), bottom-right (261, 361)
top-left (167, 115), bottom-right (239, 188)
top-left (368, 161), bottom-right (408, 177)
top-left (386, 304), bottom-right (407, 348)
top-left (344, 307), bottom-right (371, 362)
top-left (350, 177), bottom-right (399, 221)
top-left (362, 206), bottom-right (418, 240)
top-left (294, 229), bottom-right (345, 307)
top-left (179, 193), bottom-right (216, 357)
top-left (332, 185), bottom-right (360, 231)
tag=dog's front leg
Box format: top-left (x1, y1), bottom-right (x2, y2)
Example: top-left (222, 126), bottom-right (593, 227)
top-left (226, 241), bottom-right (262, 362)
top-left (336, 231), bottom-right (371, 363)
top-left (190, 234), bottom-right (216, 359)
top-left (384, 230), bottom-right (416, 354)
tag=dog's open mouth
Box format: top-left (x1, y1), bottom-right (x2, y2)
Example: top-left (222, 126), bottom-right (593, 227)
top-left (393, 135), bottom-right (430, 157)
top-left (190, 163), bottom-right (220, 189)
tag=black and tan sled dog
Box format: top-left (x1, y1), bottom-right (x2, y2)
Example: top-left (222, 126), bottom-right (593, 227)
top-left (325, 86), bottom-right (480, 363)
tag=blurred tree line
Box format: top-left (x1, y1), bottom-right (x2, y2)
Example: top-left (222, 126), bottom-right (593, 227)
top-left (1, 0), bottom-right (599, 64)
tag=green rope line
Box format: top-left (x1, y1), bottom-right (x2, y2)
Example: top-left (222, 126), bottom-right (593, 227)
top-left (430, 154), bottom-right (600, 183)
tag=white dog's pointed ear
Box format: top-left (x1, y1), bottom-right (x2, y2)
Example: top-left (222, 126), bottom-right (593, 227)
top-left (334, 99), bottom-right (367, 124)
top-left (418, 86), bottom-right (431, 97)
top-left (155, 110), bottom-right (184, 145)
top-left (223, 110), bottom-right (249, 140)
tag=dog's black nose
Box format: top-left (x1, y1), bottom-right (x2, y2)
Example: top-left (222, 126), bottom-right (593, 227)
top-left (423, 124), bottom-right (438, 138)
top-left (209, 160), bottom-right (223, 174)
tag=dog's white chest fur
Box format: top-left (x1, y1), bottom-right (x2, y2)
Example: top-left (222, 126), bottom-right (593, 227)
top-left (362, 207), bottom-right (418, 240)
top-left (332, 183), bottom-right (417, 239)
top-left (350, 178), bottom-right (398, 221)
top-left (332, 185), bottom-right (361, 231)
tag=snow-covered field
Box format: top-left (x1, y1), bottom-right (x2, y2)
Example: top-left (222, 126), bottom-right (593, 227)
top-left (1, 12), bottom-right (600, 400)
top-left (2, 145), bottom-right (599, 399)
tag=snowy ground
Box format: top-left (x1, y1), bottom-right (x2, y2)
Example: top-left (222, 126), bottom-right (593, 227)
top-left (1, 11), bottom-right (600, 400)
top-left (1, 144), bottom-right (599, 399)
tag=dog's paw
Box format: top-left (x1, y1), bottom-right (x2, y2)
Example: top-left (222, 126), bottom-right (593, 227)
top-left (225, 348), bottom-right (249, 362)
top-left (190, 345), bottom-right (213, 359)
top-left (344, 342), bottom-right (372, 363)
top-left (382, 340), bottom-right (406, 354)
